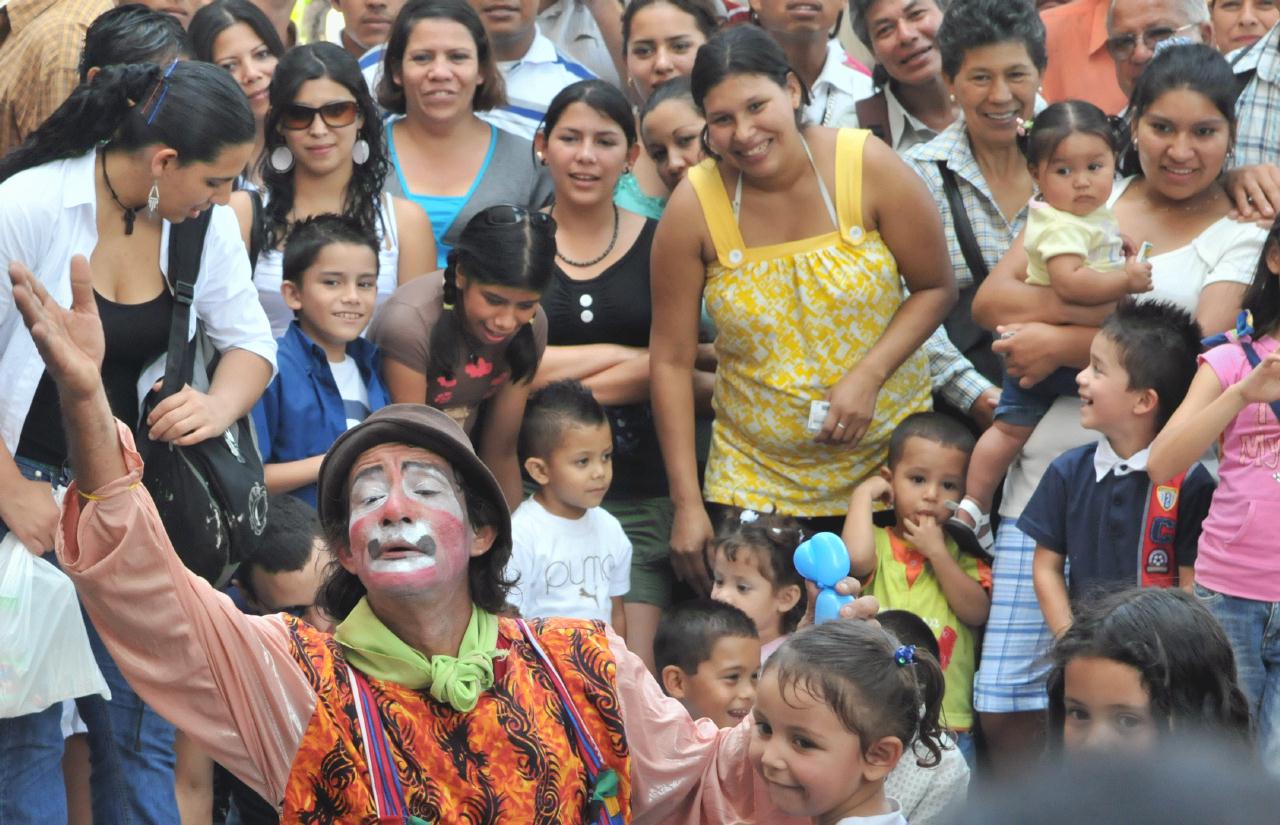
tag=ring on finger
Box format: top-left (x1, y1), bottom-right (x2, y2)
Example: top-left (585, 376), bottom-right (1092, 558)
top-left (836, 422), bottom-right (847, 429)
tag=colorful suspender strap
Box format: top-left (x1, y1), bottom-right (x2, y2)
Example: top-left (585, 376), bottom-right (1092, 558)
top-left (1139, 472), bottom-right (1184, 588)
top-left (1202, 310), bottom-right (1280, 421)
top-left (514, 619), bottom-right (625, 825)
top-left (347, 665), bottom-right (429, 825)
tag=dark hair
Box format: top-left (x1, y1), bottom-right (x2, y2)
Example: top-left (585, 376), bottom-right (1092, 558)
top-left (259, 43), bottom-right (390, 254)
top-left (519, 379), bottom-right (609, 461)
top-left (430, 206), bottom-right (557, 385)
top-left (849, 0), bottom-right (950, 50)
top-left (691, 25), bottom-right (811, 120)
top-left (712, 510), bottom-right (808, 634)
top-left (1242, 216), bottom-right (1280, 337)
top-left (80, 4), bottom-right (190, 83)
top-left (1046, 588), bottom-right (1252, 751)
top-left (540, 79), bottom-right (637, 147)
top-left (622, 0), bottom-right (717, 53)
top-left (0, 61), bottom-right (254, 183)
top-left (1099, 299), bottom-right (1203, 429)
top-left (654, 598), bottom-right (759, 678)
top-left (282, 213), bottom-right (381, 286)
top-left (316, 470), bottom-right (514, 619)
top-left (239, 494), bottom-right (321, 602)
top-left (887, 411), bottom-right (976, 467)
top-left (1022, 100), bottom-right (1118, 167)
top-left (378, 0), bottom-right (506, 114)
top-left (640, 75), bottom-right (697, 129)
top-left (1124, 43), bottom-right (1238, 176)
top-left (876, 609), bottom-right (942, 661)
top-left (189, 0), bottom-right (286, 66)
top-left (936, 0), bottom-right (1046, 80)
top-left (766, 620), bottom-right (948, 767)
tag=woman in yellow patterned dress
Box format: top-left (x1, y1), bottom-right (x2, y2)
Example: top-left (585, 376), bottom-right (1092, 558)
top-left (651, 25), bottom-right (956, 592)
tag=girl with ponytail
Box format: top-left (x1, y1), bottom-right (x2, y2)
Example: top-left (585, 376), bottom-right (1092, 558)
top-left (0, 60), bottom-right (276, 820)
top-left (369, 204), bottom-right (555, 507)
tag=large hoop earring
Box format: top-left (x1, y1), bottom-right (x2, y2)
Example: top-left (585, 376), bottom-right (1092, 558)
top-left (269, 145), bottom-right (294, 173)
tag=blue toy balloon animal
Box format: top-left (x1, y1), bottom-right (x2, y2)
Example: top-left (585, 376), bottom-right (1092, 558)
top-left (793, 532), bottom-right (854, 624)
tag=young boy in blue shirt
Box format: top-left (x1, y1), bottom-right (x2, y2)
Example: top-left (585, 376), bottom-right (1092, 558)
top-left (1023, 300), bottom-right (1216, 637)
top-left (252, 214), bottom-right (389, 506)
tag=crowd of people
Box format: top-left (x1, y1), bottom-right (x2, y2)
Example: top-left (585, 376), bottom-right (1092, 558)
top-left (4, 0), bottom-right (1280, 822)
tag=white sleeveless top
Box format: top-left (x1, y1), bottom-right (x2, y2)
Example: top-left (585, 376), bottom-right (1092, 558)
top-left (253, 192), bottom-right (401, 337)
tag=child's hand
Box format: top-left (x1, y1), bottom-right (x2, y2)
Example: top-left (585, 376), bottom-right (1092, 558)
top-left (1123, 257), bottom-right (1154, 294)
top-left (853, 475), bottom-right (893, 506)
top-left (1237, 350), bottom-right (1280, 405)
top-left (901, 514), bottom-right (948, 560)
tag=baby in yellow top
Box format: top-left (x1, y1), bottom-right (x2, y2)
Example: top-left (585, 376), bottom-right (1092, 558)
top-left (947, 101), bottom-right (1154, 559)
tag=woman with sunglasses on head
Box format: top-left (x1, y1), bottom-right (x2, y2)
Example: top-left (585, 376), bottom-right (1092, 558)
top-left (190, 0), bottom-right (287, 189)
top-left (0, 61), bottom-right (274, 824)
top-left (752, 0), bottom-right (874, 128)
top-left (229, 43), bottom-right (435, 337)
top-left (378, 0), bottom-right (553, 271)
top-left (616, 0), bottom-right (716, 219)
top-left (528, 80), bottom-right (715, 670)
top-left (370, 205), bottom-right (553, 509)
top-left (651, 26), bottom-right (952, 594)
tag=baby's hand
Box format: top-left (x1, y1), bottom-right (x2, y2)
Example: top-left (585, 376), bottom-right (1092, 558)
top-left (853, 475), bottom-right (893, 506)
top-left (901, 514), bottom-right (947, 559)
top-left (1124, 257), bottom-right (1154, 293)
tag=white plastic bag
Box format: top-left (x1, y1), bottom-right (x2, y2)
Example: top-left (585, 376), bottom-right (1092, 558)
top-left (0, 530), bottom-right (109, 718)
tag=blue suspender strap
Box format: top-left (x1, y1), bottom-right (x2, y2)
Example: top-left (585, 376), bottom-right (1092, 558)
top-left (515, 619), bottom-right (625, 825)
top-left (347, 664), bottom-right (415, 824)
top-left (1203, 310), bottom-right (1280, 422)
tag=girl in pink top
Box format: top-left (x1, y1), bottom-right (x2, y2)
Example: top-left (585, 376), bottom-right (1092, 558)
top-left (1149, 222), bottom-right (1280, 774)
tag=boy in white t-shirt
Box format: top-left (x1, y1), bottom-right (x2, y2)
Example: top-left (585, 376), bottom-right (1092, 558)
top-left (507, 380), bottom-right (631, 632)
top-left (251, 215), bottom-right (390, 507)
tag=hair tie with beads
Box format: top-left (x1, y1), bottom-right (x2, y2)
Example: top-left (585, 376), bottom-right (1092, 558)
top-left (894, 645), bottom-right (917, 667)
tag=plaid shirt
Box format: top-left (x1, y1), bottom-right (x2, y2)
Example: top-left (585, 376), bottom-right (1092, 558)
top-left (1232, 24), bottom-right (1280, 169)
top-left (0, 0), bottom-right (111, 157)
top-left (907, 119), bottom-right (1031, 411)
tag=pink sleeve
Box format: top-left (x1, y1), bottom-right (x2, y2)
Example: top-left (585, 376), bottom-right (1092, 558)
top-left (1198, 341), bottom-right (1245, 391)
top-left (56, 422), bottom-right (316, 806)
top-left (607, 629), bottom-right (807, 825)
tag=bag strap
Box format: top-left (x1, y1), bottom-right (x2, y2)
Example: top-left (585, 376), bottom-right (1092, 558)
top-left (514, 618), bottom-right (624, 825)
top-left (1139, 472), bottom-right (1184, 588)
top-left (855, 92), bottom-right (890, 144)
top-left (159, 210), bottom-right (213, 402)
top-left (936, 161), bottom-right (990, 285)
top-left (1205, 310), bottom-right (1280, 421)
top-left (347, 664), bottom-right (420, 824)
top-left (247, 189), bottom-right (266, 267)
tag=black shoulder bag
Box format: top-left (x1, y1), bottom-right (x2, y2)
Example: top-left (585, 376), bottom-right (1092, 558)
top-left (136, 212), bottom-right (269, 586)
top-left (937, 161), bottom-right (1003, 385)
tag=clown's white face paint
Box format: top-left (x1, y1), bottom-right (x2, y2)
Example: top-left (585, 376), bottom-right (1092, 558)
top-left (340, 444), bottom-right (473, 596)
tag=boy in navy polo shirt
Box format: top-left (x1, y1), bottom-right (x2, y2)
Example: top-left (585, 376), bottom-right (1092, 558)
top-left (251, 215), bottom-right (389, 506)
top-left (1022, 300), bottom-right (1215, 637)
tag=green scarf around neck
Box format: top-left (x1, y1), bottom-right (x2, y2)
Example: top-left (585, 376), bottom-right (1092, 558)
top-left (334, 598), bottom-right (506, 713)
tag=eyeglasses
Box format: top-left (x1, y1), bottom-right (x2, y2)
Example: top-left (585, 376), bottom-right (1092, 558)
top-left (279, 101), bottom-right (360, 131)
top-left (1104, 22), bottom-right (1197, 60)
top-left (479, 204), bottom-right (556, 231)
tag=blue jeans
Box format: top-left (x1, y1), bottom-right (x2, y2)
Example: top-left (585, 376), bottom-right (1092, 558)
top-left (0, 457), bottom-right (179, 824)
top-left (1194, 583), bottom-right (1280, 774)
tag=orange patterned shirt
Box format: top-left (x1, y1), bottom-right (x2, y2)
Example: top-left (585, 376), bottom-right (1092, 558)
top-left (279, 616), bottom-right (631, 824)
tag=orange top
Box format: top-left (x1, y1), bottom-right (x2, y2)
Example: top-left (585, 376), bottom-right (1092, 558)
top-left (1040, 0), bottom-right (1129, 115)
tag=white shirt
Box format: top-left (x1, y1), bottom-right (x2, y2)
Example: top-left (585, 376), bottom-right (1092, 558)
top-left (832, 799), bottom-right (909, 825)
top-left (505, 496), bottom-right (632, 624)
top-left (360, 43), bottom-right (386, 103)
top-left (1002, 176), bottom-right (1262, 518)
top-left (537, 0), bottom-right (621, 87)
top-left (885, 737), bottom-right (969, 825)
top-left (0, 151), bottom-right (277, 454)
top-left (884, 86), bottom-right (938, 155)
top-left (479, 32), bottom-right (595, 140)
top-left (328, 355), bottom-right (370, 430)
top-left (804, 40), bottom-right (874, 128)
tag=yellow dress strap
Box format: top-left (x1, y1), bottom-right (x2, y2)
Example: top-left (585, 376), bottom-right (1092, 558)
top-left (687, 158), bottom-right (747, 268)
top-left (835, 128), bottom-right (870, 241)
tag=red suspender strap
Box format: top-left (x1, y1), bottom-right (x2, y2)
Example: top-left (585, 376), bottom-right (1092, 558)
top-left (1140, 472), bottom-right (1185, 588)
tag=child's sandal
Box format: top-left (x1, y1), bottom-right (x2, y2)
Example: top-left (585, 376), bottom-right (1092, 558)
top-left (944, 499), bottom-right (995, 564)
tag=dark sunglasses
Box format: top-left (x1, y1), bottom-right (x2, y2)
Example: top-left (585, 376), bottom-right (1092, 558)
top-left (479, 204), bottom-right (556, 231)
top-left (279, 100), bottom-right (360, 131)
